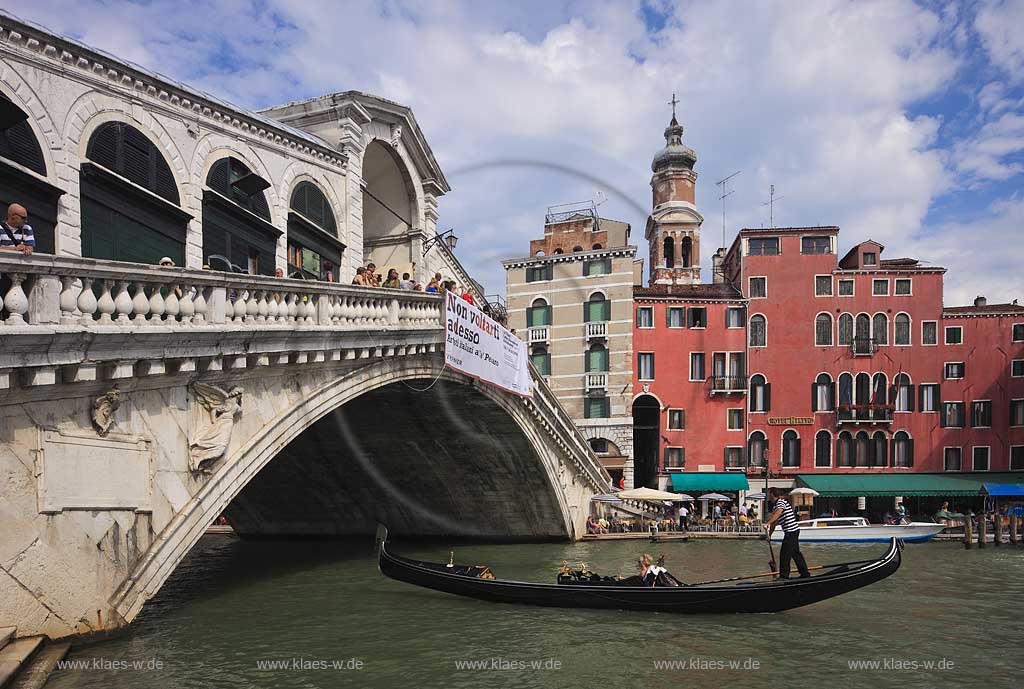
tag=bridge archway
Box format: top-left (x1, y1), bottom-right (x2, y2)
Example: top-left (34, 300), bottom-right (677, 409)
top-left (112, 355), bottom-right (581, 626)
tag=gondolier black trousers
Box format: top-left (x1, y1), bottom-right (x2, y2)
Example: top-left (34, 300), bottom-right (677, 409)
top-left (779, 531), bottom-right (811, 578)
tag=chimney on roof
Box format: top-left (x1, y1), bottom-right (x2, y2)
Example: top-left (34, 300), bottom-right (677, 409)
top-left (974, 295), bottom-right (987, 308)
top-left (712, 247), bottom-right (726, 284)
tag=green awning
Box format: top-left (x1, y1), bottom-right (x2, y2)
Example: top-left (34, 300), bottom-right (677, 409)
top-left (670, 473), bottom-right (750, 493)
top-left (796, 472), bottom-right (1024, 497)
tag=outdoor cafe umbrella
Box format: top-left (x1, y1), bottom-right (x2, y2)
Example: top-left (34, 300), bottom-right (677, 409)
top-left (790, 487), bottom-right (820, 496)
top-left (699, 493), bottom-right (731, 501)
top-left (745, 491), bottom-right (767, 500)
top-left (591, 493), bottom-right (623, 503)
top-left (615, 487), bottom-right (686, 530)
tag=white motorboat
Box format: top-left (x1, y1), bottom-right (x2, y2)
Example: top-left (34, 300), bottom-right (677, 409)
top-left (768, 516), bottom-right (945, 543)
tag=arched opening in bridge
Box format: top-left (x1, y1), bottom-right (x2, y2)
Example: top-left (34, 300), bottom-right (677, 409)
top-left (631, 394), bottom-right (660, 489)
top-left (0, 92), bottom-right (59, 254)
top-left (362, 140), bottom-right (417, 274)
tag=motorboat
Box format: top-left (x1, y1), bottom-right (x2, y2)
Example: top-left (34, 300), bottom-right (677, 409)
top-left (768, 516), bottom-right (945, 543)
top-left (376, 526), bottom-right (902, 614)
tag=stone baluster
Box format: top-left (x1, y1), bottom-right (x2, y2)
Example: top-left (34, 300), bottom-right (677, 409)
top-left (255, 290), bottom-right (269, 323)
top-left (285, 292), bottom-right (298, 323)
top-left (178, 283), bottom-right (195, 326)
top-left (113, 281), bottom-right (133, 325)
top-left (164, 285), bottom-right (181, 325)
top-left (95, 280), bottom-right (116, 324)
top-left (266, 291), bottom-right (280, 323)
top-left (77, 277), bottom-right (98, 324)
top-left (193, 286), bottom-right (208, 325)
top-left (244, 289), bottom-right (259, 324)
top-left (2, 273), bottom-right (28, 325)
top-left (232, 289), bottom-right (247, 323)
top-left (302, 294), bottom-right (316, 324)
top-left (149, 285), bottom-right (166, 324)
top-left (131, 282), bottom-right (150, 325)
top-left (59, 276), bottom-right (82, 325)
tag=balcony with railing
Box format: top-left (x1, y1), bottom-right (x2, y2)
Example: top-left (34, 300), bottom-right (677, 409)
top-left (836, 404), bottom-right (894, 426)
top-left (711, 375), bottom-right (748, 394)
top-left (528, 326), bottom-right (549, 344)
top-left (585, 373), bottom-right (608, 393)
top-left (850, 337), bottom-right (878, 356)
top-left (585, 321), bottom-right (608, 341)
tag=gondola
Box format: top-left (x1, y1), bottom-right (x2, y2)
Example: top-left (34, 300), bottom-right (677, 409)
top-left (376, 527), bottom-right (902, 614)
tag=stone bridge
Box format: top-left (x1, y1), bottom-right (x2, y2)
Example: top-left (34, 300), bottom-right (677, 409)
top-left (0, 255), bottom-right (609, 639)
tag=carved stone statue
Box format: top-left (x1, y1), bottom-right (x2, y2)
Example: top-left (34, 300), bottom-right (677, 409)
top-left (92, 385), bottom-right (121, 436)
top-left (189, 383), bottom-right (243, 474)
top-left (390, 124), bottom-right (402, 148)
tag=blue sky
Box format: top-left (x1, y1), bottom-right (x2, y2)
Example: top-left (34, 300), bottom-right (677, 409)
top-left (7, 0), bottom-right (1024, 304)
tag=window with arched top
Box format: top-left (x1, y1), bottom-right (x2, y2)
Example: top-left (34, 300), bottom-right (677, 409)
top-left (202, 157), bottom-right (276, 275)
top-left (530, 344), bottom-right (551, 376)
top-left (749, 374), bottom-right (770, 412)
top-left (527, 298), bottom-right (551, 327)
top-left (856, 430), bottom-right (871, 467)
top-left (572, 245), bottom-right (583, 252)
top-left (287, 181), bottom-right (344, 281)
top-left (1, 92), bottom-right (58, 253)
top-left (748, 431), bottom-right (767, 467)
top-left (586, 343), bottom-right (609, 372)
top-left (894, 313), bottom-right (911, 345)
top-left (815, 313), bottom-right (833, 346)
top-left (812, 373), bottom-right (834, 412)
top-left (855, 313), bottom-right (871, 341)
top-left (782, 430), bottom-right (801, 467)
top-left (894, 373), bottom-right (914, 412)
top-left (838, 372), bottom-right (853, 411)
top-left (749, 315), bottom-right (767, 347)
top-left (553, 248), bottom-right (563, 254)
top-left (681, 236), bottom-right (692, 268)
top-left (892, 431), bottom-right (913, 467)
top-left (873, 313), bottom-right (888, 345)
top-left (592, 243), bottom-right (602, 250)
top-left (80, 121), bottom-right (189, 265)
top-left (584, 292), bottom-right (610, 322)
top-left (838, 313), bottom-right (854, 346)
top-left (837, 431), bottom-right (855, 467)
top-left (664, 236), bottom-right (675, 269)
top-left (873, 431), bottom-right (888, 467)
top-left (815, 430), bottom-right (831, 467)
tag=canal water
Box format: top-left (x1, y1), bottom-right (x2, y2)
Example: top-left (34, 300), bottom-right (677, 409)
top-left (49, 535), bottom-right (1023, 689)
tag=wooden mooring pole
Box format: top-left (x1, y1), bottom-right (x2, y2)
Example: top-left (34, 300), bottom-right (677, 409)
top-left (994, 512), bottom-right (1002, 547)
top-left (1010, 513), bottom-right (1019, 545)
top-left (978, 513), bottom-right (987, 549)
top-left (964, 517), bottom-right (973, 549)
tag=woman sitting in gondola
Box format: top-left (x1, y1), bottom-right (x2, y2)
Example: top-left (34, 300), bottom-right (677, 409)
top-left (625, 553), bottom-right (683, 587)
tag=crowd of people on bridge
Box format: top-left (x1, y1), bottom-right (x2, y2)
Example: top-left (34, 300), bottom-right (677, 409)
top-left (351, 262), bottom-right (476, 304)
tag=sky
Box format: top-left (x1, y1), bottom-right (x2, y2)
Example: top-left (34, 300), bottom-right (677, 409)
top-left (6, 0), bottom-right (1024, 305)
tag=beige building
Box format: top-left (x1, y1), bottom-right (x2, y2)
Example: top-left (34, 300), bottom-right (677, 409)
top-left (503, 202), bottom-right (638, 486)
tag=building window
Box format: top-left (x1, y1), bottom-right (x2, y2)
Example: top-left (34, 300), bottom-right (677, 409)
top-left (863, 251), bottom-right (877, 266)
top-left (941, 402), bottom-right (965, 428)
top-left (527, 298), bottom-right (551, 327)
top-left (1013, 360), bottom-right (1024, 378)
top-left (801, 236), bottom-right (832, 254)
top-left (815, 313), bottom-right (833, 346)
top-left (584, 293), bottom-right (610, 322)
top-left (971, 400), bottom-right (992, 428)
top-left (749, 276), bottom-right (767, 298)
top-left (838, 313), bottom-right (853, 346)
top-left (663, 236), bottom-right (675, 269)
top-left (668, 409), bottom-right (685, 430)
top-left (872, 279), bottom-right (888, 296)
top-left (872, 313), bottom-right (888, 345)
top-left (749, 315), bottom-right (767, 347)
top-left (526, 264), bottom-right (552, 282)
top-left (873, 431), bottom-right (889, 467)
top-left (287, 181), bottom-right (341, 281)
top-left (815, 275), bottom-right (833, 296)
top-left (919, 384), bottom-right (939, 412)
top-left (891, 431), bottom-right (913, 467)
top-left (894, 278), bottom-right (912, 296)
top-left (814, 430), bottom-right (832, 467)
top-left (945, 326), bottom-right (963, 345)
top-left (917, 321), bottom-right (937, 346)
top-left (586, 344), bottom-right (609, 373)
top-left (726, 307), bottom-right (745, 328)
top-left (782, 430), bottom-right (801, 468)
top-left (1011, 446), bottom-right (1024, 470)
top-left (1011, 400), bottom-right (1024, 427)
top-left (748, 237), bottom-right (779, 256)
top-left (665, 447), bottom-right (685, 469)
top-left (838, 279), bottom-right (854, 296)
top-left (584, 257), bottom-right (611, 276)
top-left (973, 447), bottom-right (991, 472)
top-left (727, 409), bottom-right (744, 430)
top-left (689, 352), bottom-right (706, 381)
top-left (636, 306), bottom-right (653, 328)
top-left (585, 397), bottom-right (609, 419)
top-left (749, 374), bottom-right (770, 412)
top-left (747, 431), bottom-right (767, 467)
top-left (944, 362), bottom-right (965, 380)
top-left (688, 307), bottom-right (707, 328)
top-left (667, 307), bottom-right (685, 328)
top-left (812, 373), bottom-right (834, 412)
top-left (530, 347), bottom-right (551, 376)
top-left (1014, 324), bottom-right (1024, 342)
top-left (837, 431), bottom-right (855, 467)
top-left (638, 352), bottom-right (655, 380)
top-left (589, 438), bottom-right (609, 454)
top-left (894, 374), bottom-right (914, 412)
top-left (725, 447), bottom-right (745, 469)
top-left (894, 313), bottom-right (911, 345)
top-left (944, 447), bottom-right (962, 472)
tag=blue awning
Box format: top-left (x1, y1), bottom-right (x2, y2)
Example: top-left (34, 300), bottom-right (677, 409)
top-left (983, 483), bottom-right (1024, 496)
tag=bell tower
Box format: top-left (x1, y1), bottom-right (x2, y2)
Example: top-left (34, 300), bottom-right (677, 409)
top-left (646, 94), bottom-right (703, 285)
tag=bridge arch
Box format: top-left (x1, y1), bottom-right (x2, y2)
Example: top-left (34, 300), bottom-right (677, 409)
top-left (112, 355), bottom-right (583, 626)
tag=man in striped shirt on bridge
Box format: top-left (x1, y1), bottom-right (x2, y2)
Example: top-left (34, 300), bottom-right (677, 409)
top-left (1, 203), bottom-right (35, 255)
top-left (767, 488), bottom-right (810, 579)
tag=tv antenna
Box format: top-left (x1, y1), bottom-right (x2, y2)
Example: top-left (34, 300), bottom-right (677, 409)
top-left (594, 189), bottom-right (607, 207)
top-left (762, 184), bottom-right (784, 228)
top-left (716, 170), bottom-right (741, 247)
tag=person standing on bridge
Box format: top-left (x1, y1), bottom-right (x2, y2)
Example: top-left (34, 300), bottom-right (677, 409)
top-left (1, 203), bottom-right (34, 255)
top-left (766, 488), bottom-right (810, 579)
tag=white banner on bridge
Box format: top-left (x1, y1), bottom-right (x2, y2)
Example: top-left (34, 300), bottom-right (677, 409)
top-left (444, 292), bottom-right (533, 398)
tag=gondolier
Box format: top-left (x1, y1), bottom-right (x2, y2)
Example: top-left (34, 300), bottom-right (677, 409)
top-left (766, 488), bottom-right (811, 579)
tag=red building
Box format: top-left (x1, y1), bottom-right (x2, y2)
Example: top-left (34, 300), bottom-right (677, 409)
top-left (631, 115), bottom-right (1024, 505)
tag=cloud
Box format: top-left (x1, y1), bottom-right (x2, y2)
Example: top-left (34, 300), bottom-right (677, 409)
top-left (975, 0), bottom-right (1024, 81)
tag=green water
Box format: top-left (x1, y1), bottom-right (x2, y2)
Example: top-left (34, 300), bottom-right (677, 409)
top-left (47, 535), bottom-right (1024, 689)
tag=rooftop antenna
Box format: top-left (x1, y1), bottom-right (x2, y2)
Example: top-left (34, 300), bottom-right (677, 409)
top-left (716, 170), bottom-right (741, 247)
top-left (594, 189), bottom-right (607, 207)
top-left (762, 184), bottom-right (784, 228)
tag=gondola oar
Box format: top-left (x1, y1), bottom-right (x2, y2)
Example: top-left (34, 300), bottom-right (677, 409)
top-left (691, 555), bottom-right (880, 586)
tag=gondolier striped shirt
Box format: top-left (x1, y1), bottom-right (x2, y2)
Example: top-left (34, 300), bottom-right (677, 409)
top-left (775, 498), bottom-right (800, 533)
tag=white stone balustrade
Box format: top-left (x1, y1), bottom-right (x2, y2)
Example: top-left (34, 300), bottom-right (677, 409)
top-left (0, 254), bottom-right (443, 330)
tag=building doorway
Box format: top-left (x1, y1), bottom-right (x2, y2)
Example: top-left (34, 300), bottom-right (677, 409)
top-left (631, 395), bottom-right (660, 489)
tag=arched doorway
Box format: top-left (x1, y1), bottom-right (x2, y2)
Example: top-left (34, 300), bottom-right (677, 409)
top-left (632, 394), bottom-right (660, 489)
top-left (362, 140), bottom-right (416, 273)
top-left (202, 156), bottom-right (275, 274)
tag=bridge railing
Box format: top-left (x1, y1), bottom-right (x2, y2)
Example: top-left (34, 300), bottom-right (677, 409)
top-left (0, 254), bottom-right (442, 330)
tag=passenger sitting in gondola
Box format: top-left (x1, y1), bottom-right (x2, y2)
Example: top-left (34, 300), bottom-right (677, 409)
top-left (627, 553), bottom-right (683, 587)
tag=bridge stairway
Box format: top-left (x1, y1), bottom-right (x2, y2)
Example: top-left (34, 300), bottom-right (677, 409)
top-left (0, 628), bottom-right (71, 689)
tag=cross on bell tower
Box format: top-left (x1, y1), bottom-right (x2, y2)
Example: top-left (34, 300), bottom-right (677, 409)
top-left (668, 93), bottom-right (679, 121)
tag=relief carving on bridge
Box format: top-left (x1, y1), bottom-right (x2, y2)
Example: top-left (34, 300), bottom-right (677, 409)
top-left (189, 383), bottom-right (244, 474)
top-left (92, 385), bottom-right (122, 436)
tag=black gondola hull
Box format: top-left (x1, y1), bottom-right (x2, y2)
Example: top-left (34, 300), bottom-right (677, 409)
top-left (378, 535), bottom-right (901, 614)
